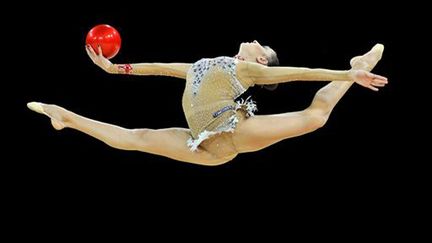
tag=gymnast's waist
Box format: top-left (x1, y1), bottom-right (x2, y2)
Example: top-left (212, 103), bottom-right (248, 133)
top-left (184, 100), bottom-right (235, 119)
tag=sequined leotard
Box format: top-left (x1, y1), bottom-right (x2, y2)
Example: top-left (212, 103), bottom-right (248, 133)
top-left (182, 57), bottom-right (256, 151)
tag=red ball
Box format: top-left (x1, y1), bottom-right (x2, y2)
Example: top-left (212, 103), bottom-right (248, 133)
top-left (86, 24), bottom-right (121, 59)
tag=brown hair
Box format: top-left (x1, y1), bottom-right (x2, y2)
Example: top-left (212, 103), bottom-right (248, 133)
top-left (262, 46), bottom-right (279, 91)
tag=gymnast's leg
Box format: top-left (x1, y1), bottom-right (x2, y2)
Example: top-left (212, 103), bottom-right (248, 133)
top-left (27, 103), bottom-right (226, 165)
top-left (232, 44), bottom-right (385, 152)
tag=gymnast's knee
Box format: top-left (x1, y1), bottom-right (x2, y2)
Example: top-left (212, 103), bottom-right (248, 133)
top-left (302, 109), bottom-right (329, 131)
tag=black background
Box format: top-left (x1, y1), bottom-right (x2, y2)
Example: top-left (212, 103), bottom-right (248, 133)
top-left (8, 4), bottom-right (423, 221)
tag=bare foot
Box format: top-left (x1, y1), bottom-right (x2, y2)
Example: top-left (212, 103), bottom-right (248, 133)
top-left (348, 44), bottom-right (387, 91)
top-left (350, 44), bottom-right (384, 71)
top-left (27, 102), bottom-right (69, 130)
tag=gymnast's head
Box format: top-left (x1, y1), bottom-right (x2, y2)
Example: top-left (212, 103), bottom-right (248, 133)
top-left (235, 40), bottom-right (279, 66)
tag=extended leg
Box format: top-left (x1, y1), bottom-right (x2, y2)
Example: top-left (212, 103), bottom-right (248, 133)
top-left (233, 44), bottom-right (384, 152)
top-left (27, 103), bottom-right (225, 165)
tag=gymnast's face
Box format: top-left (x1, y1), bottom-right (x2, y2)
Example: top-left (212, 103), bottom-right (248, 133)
top-left (236, 40), bottom-right (275, 65)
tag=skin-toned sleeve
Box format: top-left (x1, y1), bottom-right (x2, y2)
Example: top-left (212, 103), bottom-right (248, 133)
top-left (235, 61), bottom-right (255, 88)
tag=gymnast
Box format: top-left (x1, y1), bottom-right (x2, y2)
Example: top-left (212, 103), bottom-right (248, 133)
top-left (27, 41), bottom-right (387, 166)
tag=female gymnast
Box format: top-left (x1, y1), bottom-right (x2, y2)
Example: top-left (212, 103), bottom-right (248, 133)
top-left (27, 42), bottom-right (387, 166)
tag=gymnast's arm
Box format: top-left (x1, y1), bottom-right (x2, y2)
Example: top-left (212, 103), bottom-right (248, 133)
top-left (239, 61), bottom-right (387, 90)
top-left (245, 61), bottom-right (355, 82)
top-left (86, 45), bottom-right (191, 79)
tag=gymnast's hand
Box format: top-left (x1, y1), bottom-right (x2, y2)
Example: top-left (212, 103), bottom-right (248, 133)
top-left (349, 69), bottom-right (388, 91)
top-left (85, 44), bottom-right (114, 73)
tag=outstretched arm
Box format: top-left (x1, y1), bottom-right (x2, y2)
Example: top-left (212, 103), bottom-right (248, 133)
top-left (243, 61), bottom-right (387, 91)
top-left (86, 45), bottom-right (191, 79)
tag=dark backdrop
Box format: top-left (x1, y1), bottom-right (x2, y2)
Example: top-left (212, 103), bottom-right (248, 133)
top-left (9, 5), bottom-right (418, 215)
